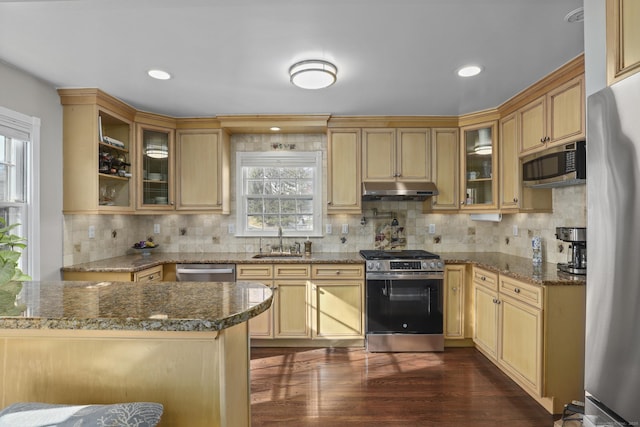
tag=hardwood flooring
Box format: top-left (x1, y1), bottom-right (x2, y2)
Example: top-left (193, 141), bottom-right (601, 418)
top-left (250, 347), bottom-right (556, 426)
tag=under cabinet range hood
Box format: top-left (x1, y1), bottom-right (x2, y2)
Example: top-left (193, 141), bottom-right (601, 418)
top-left (362, 182), bottom-right (438, 201)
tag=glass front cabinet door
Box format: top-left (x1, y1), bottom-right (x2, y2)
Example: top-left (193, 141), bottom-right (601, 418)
top-left (137, 124), bottom-right (174, 209)
top-left (461, 121), bottom-right (498, 210)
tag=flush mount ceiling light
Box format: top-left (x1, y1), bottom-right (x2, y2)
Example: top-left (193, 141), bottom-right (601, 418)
top-left (474, 128), bottom-right (492, 155)
top-left (270, 126), bottom-right (281, 131)
top-left (289, 60), bottom-right (337, 90)
top-left (457, 65), bottom-right (483, 77)
top-left (145, 144), bottom-right (169, 159)
top-left (147, 69), bottom-right (172, 80)
top-left (564, 7), bottom-right (584, 23)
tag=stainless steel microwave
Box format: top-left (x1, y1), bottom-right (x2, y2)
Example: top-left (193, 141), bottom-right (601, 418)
top-left (522, 141), bottom-right (586, 188)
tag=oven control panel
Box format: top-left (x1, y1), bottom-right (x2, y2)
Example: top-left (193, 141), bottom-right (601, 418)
top-left (365, 259), bottom-right (444, 272)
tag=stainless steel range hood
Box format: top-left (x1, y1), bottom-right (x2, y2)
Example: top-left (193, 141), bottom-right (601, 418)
top-left (362, 182), bottom-right (438, 201)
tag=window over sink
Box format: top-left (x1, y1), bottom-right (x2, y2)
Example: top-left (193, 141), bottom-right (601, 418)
top-left (235, 151), bottom-right (322, 237)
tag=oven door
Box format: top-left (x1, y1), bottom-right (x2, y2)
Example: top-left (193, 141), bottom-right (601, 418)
top-left (366, 273), bottom-right (443, 334)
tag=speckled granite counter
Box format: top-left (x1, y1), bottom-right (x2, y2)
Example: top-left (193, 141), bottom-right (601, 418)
top-left (440, 252), bottom-right (586, 286)
top-left (61, 251), bottom-right (364, 273)
top-left (0, 280), bottom-right (272, 331)
top-left (60, 251), bottom-right (584, 287)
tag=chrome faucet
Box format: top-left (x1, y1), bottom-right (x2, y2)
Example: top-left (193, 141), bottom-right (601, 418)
top-left (278, 226), bottom-right (283, 253)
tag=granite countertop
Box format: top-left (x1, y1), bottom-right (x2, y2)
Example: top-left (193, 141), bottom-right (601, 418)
top-left (0, 280), bottom-right (272, 332)
top-left (61, 252), bottom-right (365, 273)
top-left (61, 251), bottom-right (585, 287)
top-left (439, 252), bottom-right (586, 286)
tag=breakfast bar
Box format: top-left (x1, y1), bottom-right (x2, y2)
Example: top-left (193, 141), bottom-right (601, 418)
top-left (0, 280), bottom-right (273, 426)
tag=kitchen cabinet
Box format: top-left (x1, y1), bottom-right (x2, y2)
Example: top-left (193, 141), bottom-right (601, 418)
top-left (472, 269), bottom-right (586, 414)
top-left (175, 128), bottom-right (230, 213)
top-left (499, 113), bottom-right (552, 212)
top-left (59, 89), bottom-right (136, 214)
top-left (239, 264), bottom-right (274, 338)
top-left (472, 267), bottom-right (499, 359)
top-left (327, 128), bottom-right (361, 214)
top-left (137, 123), bottom-right (174, 210)
top-left (519, 75), bottom-right (585, 156)
top-left (607, 0), bottom-right (640, 84)
top-left (243, 264), bottom-right (312, 340)
top-left (428, 128), bottom-right (460, 212)
top-left (311, 264), bottom-right (364, 339)
top-left (497, 276), bottom-right (543, 394)
top-left (443, 264), bottom-right (465, 339)
top-left (63, 265), bottom-right (163, 282)
top-left (460, 121), bottom-right (498, 210)
top-left (247, 263), bottom-right (364, 344)
top-left (362, 128), bottom-right (431, 182)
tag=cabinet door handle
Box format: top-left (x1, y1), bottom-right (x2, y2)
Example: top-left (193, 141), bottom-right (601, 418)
top-left (513, 197), bottom-right (518, 203)
top-left (461, 200), bottom-right (466, 205)
top-left (481, 276), bottom-right (486, 281)
top-left (335, 270), bottom-right (341, 275)
top-left (452, 287), bottom-right (457, 292)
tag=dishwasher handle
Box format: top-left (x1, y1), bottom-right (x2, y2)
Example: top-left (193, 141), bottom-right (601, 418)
top-left (176, 268), bottom-right (234, 275)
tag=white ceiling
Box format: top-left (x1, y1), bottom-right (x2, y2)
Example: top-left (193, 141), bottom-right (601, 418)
top-left (0, 0), bottom-right (584, 118)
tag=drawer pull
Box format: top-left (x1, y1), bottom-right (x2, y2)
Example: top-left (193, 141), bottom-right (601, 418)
top-left (514, 288), bottom-right (521, 293)
top-left (481, 276), bottom-right (486, 281)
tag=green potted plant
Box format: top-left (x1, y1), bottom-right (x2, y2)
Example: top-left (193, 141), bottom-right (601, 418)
top-left (0, 219), bottom-right (31, 316)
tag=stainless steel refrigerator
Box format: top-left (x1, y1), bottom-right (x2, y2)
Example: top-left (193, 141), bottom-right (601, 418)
top-left (586, 70), bottom-right (640, 426)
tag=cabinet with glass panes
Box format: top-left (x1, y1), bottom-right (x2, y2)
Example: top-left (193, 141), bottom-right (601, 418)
top-left (460, 121), bottom-right (498, 210)
top-left (137, 124), bottom-right (174, 210)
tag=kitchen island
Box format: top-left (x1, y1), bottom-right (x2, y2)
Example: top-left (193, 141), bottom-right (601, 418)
top-left (0, 280), bottom-right (272, 426)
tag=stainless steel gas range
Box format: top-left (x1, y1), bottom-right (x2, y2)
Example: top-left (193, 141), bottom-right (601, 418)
top-left (360, 250), bottom-right (444, 352)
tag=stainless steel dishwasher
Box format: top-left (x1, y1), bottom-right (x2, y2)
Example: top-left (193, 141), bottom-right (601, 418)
top-left (175, 264), bottom-right (236, 282)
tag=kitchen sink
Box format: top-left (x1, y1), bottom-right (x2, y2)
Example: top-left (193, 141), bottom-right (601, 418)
top-left (252, 253), bottom-right (303, 259)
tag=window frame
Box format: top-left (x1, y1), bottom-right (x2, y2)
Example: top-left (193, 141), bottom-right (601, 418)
top-left (0, 106), bottom-right (40, 280)
top-left (235, 151), bottom-right (323, 237)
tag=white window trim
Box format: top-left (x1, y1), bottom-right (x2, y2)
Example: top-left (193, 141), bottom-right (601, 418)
top-left (0, 106), bottom-right (40, 280)
top-left (235, 151), bottom-right (323, 238)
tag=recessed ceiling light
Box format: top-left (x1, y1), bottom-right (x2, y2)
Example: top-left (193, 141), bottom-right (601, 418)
top-left (457, 65), bottom-right (482, 77)
top-left (147, 69), bottom-right (172, 80)
top-left (270, 127), bottom-right (281, 131)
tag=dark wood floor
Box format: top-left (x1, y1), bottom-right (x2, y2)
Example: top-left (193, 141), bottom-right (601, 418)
top-left (250, 347), bottom-right (556, 426)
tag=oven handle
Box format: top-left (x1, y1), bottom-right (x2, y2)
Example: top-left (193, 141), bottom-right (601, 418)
top-left (366, 272), bottom-right (444, 281)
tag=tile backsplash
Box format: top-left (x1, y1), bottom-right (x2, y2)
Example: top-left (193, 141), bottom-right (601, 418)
top-left (63, 133), bottom-right (586, 266)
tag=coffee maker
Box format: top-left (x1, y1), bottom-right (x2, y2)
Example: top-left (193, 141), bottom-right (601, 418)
top-left (555, 227), bottom-right (587, 275)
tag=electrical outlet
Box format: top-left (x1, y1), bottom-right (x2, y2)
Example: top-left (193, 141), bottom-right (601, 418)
top-left (88, 225), bottom-right (95, 239)
top-left (154, 223), bottom-right (160, 234)
top-left (513, 225), bottom-right (519, 236)
top-left (228, 224), bottom-right (235, 234)
top-left (326, 224), bottom-right (332, 234)
top-left (341, 224), bottom-right (349, 234)
top-left (428, 224), bottom-right (436, 234)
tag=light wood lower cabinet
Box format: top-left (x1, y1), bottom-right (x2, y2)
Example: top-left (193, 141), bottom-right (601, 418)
top-left (63, 265), bottom-right (163, 282)
top-left (245, 263), bottom-right (364, 345)
top-left (444, 264), bottom-right (466, 339)
top-left (311, 264), bottom-right (364, 340)
top-left (472, 266), bottom-right (585, 414)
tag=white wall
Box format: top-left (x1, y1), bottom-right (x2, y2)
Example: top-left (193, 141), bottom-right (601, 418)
top-left (0, 60), bottom-right (63, 280)
top-left (584, 0), bottom-right (607, 95)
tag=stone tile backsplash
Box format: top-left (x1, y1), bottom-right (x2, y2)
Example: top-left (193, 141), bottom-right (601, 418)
top-left (63, 134), bottom-right (586, 266)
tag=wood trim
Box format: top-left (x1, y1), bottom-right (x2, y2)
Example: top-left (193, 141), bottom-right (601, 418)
top-left (458, 109), bottom-right (500, 127)
top-left (499, 54), bottom-right (585, 117)
top-left (58, 88), bottom-right (137, 120)
top-left (217, 114), bottom-right (329, 134)
top-left (328, 116), bottom-right (458, 128)
top-left (134, 111), bottom-right (177, 128)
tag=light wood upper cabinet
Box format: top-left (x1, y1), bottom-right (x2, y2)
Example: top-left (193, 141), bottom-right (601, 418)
top-left (362, 128), bottom-right (431, 182)
top-left (499, 113), bottom-right (552, 212)
top-left (59, 89), bottom-right (136, 214)
top-left (429, 128), bottom-right (459, 211)
top-left (607, 0), bottom-right (640, 84)
top-left (327, 128), bottom-right (361, 214)
top-left (519, 75), bottom-right (585, 156)
top-left (136, 123), bottom-right (175, 210)
top-left (460, 121), bottom-right (498, 210)
top-left (176, 129), bottom-right (230, 213)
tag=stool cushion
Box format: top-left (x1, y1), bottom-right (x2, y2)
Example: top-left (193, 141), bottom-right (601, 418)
top-left (0, 402), bottom-right (163, 427)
